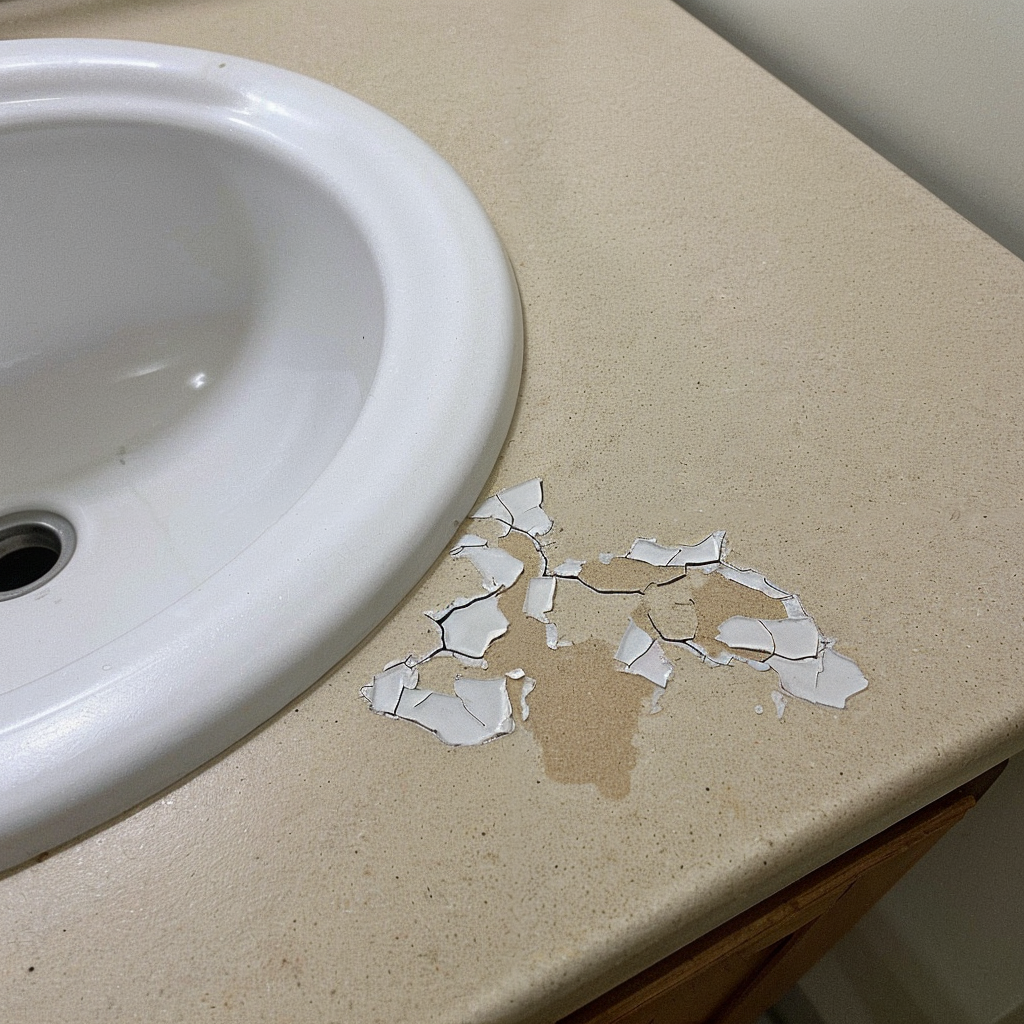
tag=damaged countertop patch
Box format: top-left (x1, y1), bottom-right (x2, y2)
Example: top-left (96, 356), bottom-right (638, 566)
top-left (614, 620), bottom-right (674, 691)
top-left (361, 663), bottom-right (513, 745)
top-left (362, 479), bottom-right (868, 775)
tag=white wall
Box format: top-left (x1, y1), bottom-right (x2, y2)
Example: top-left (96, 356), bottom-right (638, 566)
top-left (667, 5), bottom-right (1024, 1019)
top-left (673, 0), bottom-right (1024, 261)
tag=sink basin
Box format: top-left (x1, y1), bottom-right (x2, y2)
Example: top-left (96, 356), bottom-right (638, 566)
top-left (0, 40), bottom-right (522, 870)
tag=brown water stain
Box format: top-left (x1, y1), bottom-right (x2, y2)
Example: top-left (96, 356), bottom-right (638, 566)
top-left (453, 534), bottom-right (791, 797)
top-left (480, 532), bottom-right (648, 799)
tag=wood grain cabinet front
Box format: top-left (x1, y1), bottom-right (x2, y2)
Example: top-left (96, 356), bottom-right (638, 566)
top-left (560, 763), bottom-right (1007, 1024)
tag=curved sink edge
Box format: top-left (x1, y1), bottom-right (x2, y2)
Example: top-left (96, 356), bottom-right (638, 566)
top-left (0, 274), bottom-right (522, 874)
top-left (0, 41), bottom-right (524, 871)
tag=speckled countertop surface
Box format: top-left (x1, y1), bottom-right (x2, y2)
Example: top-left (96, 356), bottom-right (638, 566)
top-left (2, 1), bottom-right (1023, 1021)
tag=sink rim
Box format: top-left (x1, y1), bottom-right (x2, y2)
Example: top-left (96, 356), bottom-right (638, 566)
top-left (0, 39), bottom-right (522, 870)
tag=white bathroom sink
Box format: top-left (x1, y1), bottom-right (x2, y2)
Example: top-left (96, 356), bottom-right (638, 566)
top-left (0, 40), bottom-right (522, 870)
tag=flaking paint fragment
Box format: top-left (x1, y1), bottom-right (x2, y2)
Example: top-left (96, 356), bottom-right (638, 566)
top-left (771, 690), bottom-right (788, 719)
top-left (614, 619), bottom-right (655, 666)
top-left (519, 677), bottom-right (536, 720)
top-left (430, 595), bottom-right (509, 659)
top-left (360, 668), bottom-right (513, 744)
top-left (614, 619), bottom-right (674, 688)
top-left (363, 479), bottom-right (869, 757)
top-left (628, 531), bottom-right (726, 567)
top-left (717, 615), bottom-right (821, 660)
top-left (366, 662), bottom-right (418, 714)
top-left (553, 559), bottom-right (585, 578)
top-left (395, 679), bottom-right (513, 745)
top-left (712, 563), bottom-right (790, 600)
top-left (544, 622), bottom-right (562, 650)
top-left (524, 576), bottom-right (556, 622)
top-left (451, 535), bottom-right (524, 592)
top-left (472, 478), bottom-right (552, 537)
top-left (711, 609), bottom-right (866, 708)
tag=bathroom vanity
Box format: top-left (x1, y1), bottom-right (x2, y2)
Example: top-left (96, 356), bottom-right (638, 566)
top-left (1, 2), bottom-right (1022, 1023)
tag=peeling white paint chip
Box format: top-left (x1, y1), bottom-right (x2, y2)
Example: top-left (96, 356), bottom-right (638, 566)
top-left (362, 479), bottom-right (869, 746)
top-left (717, 615), bottom-right (821, 661)
top-left (472, 477), bottom-right (552, 537)
top-left (361, 668), bottom-right (514, 746)
top-left (552, 559), bottom-right (585, 578)
top-left (771, 690), bottom-right (788, 719)
top-left (713, 563), bottom-right (790, 600)
top-left (519, 677), bottom-right (536, 721)
top-left (430, 595), bottom-right (509, 660)
top-left (451, 535), bottom-right (524, 592)
top-left (713, 615), bottom-right (867, 708)
top-left (627, 531), bottom-right (726, 567)
top-left (614, 619), bottom-right (674, 688)
top-left (523, 576), bottom-right (556, 623)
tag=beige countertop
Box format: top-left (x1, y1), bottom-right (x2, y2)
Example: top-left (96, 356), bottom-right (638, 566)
top-left (2, 1), bottom-right (1023, 1021)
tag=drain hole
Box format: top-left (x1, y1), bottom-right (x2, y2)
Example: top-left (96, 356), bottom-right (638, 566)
top-left (0, 513), bottom-right (76, 600)
top-left (0, 538), bottom-right (60, 591)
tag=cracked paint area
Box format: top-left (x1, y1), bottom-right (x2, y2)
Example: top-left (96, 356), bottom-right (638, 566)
top-left (361, 479), bottom-right (868, 772)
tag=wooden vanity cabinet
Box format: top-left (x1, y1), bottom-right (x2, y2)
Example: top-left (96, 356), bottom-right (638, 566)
top-left (560, 762), bottom-right (1007, 1024)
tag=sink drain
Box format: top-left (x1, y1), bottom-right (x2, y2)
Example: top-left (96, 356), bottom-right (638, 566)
top-left (0, 512), bottom-right (76, 600)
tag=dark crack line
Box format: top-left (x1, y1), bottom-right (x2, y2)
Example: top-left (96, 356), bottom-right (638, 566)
top-left (560, 574), bottom-right (688, 598)
top-left (485, 521), bottom-right (550, 574)
top-left (428, 588), bottom-right (501, 625)
top-left (627, 550), bottom-right (722, 570)
top-left (650, 570), bottom-right (690, 588)
top-left (643, 610), bottom-right (696, 645)
top-left (490, 493), bottom-right (515, 528)
top-left (404, 648), bottom-right (444, 668)
top-left (709, 562), bottom-right (794, 601)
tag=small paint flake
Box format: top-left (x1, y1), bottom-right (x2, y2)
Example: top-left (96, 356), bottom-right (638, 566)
top-left (552, 559), bottom-right (585, 577)
top-left (451, 534), bottom-right (488, 549)
top-left (614, 619), bottom-right (673, 690)
top-left (393, 679), bottom-right (513, 745)
top-left (470, 495), bottom-right (511, 529)
top-left (627, 531), bottom-right (725, 567)
top-left (519, 677), bottom-right (536, 720)
top-left (765, 647), bottom-right (867, 709)
top-left (437, 596), bottom-right (509, 659)
top-left (614, 619), bottom-right (654, 666)
top-left (544, 622), bottom-right (562, 649)
top-left (717, 615), bottom-right (820, 660)
top-left (755, 704), bottom-right (764, 715)
top-left (364, 663), bottom-right (418, 714)
top-left (456, 677), bottom-right (514, 732)
top-left (771, 691), bottom-right (787, 719)
top-left (524, 576), bottom-right (556, 622)
top-left (766, 654), bottom-right (821, 705)
top-left (816, 648), bottom-right (869, 707)
top-left (626, 538), bottom-right (681, 566)
top-left (630, 640), bottom-right (674, 688)
top-left (712, 563), bottom-right (790, 600)
top-left (598, 552), bottom-right (614, 564)
top-left (451, 538), bottom-right (524, 592)
top-left (472, 478), bottom-right (552, 537)
top-left (716, 616), bottom-right (775, 654)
